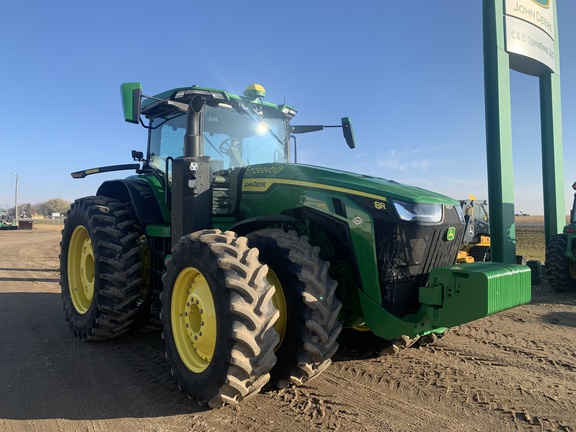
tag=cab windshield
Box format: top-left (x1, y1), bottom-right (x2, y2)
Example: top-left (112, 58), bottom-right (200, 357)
top-left (149, 103), bottom-right (289, 172)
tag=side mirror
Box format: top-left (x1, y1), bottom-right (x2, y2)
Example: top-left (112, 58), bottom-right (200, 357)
top-left (121, 82), bottom-right (142, 124)
top-left (341, 117), bottom-right (356, 149)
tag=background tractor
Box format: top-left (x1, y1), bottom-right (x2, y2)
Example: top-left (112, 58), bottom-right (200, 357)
top-left (545, 181), bottom-right (576, 291)
top-left (0, 209), bottom-right (18, 230)
top-left (458, 196), bottom-right (491, 263)
top-left (60, 82), bottom-right (531, 408)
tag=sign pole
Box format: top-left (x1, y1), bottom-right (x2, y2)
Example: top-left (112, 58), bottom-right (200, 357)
top-left (540, 4), bottom-right (565, 244)
top-left (483, 0), bottom-right (563, 262)
top-left (483, 0), bottom-right (517, 264)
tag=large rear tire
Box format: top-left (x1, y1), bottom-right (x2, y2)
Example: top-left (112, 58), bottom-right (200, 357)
top-left (247, 229), bottom-right (342, 387)
top-left (60, 196), bottom-right (143, 340)
top-left (161, 230), bottom-right (279, 407)
top-left (545, 233), bottom-right (576, 292)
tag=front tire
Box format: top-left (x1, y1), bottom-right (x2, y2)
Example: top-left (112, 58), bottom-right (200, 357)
top-left (545, 233), bottom-right (576, 292)
top-left (60, 196), bottom-right (143, 340)
top-left (161, 230), bottom-right (279, 407)
top-left (247, 229), bottom-right (342, 387)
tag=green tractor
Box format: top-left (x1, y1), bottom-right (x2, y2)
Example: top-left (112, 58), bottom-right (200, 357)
top-left (60, 82), bottom-right (531, 407)
top-left (0, 209), bottom-right (18, 230)
top-left (545, 181), bottom-right (576, 291)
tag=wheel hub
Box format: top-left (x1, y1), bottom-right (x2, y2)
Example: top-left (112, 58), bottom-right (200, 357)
top-left (68, 225), bottom-right (95, 314)
top-left (172, 268), bottom-right (217, 372)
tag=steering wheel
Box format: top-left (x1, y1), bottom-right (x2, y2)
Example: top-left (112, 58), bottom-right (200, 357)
top-left (219, 138), bottom-right (236, 154)
top-left (219, 138), bottom-right (244, 167)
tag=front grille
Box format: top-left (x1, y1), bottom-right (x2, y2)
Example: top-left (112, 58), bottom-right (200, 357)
top-left (374, 208), bottom-right (464, 316)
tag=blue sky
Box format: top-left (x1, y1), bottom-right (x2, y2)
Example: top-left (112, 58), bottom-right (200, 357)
top-left (1, 1), bottom-right (575, 215)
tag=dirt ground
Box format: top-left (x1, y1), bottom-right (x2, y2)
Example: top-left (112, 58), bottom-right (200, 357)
top-left (1, 222), bottom-right (575, 432)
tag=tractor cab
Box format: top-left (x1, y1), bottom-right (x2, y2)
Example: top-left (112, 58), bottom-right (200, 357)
top-left (123, 82), bottom-right (354, 171)
top-left (142, 86), bottom-right (292, 173)
top-left (122, 83), bottom-right (354, 225)
top-left (139, 86), bottom-right (291, 216)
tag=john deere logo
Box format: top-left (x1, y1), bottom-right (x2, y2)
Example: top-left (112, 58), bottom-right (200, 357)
top-left (532, 0), bottom-right (550, 7)
top-left (446, 227), bottom-right (456, 241)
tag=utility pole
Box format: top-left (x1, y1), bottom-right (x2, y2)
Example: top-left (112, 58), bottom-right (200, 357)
top-left (12, 172), bottom-right (19, 222)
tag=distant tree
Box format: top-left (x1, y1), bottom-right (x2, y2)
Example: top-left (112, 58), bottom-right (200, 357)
top-left (19, 203), bottom-right (33, 219)
top-left (30, 203), bottom-right (42, 216)
top-left (34, 198), bottom-right (71, 217)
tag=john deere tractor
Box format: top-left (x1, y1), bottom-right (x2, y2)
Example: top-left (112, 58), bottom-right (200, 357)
top-left (60, 82), bottom-right (531, 407)
top-left (545, 181), bottom-right (576, 291)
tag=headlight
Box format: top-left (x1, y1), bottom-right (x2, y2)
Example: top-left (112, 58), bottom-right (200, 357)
top-left (392, 200), bottom-right (442, 223)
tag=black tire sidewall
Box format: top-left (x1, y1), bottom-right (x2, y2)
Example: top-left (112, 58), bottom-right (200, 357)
top-left (247, 228), bottom-right (341, 384)
top-left (60, 198), bottom-right (103, 335)
top-left (249, 233), bottom-right (307, 379)
top-left (546, 233), bottom-right (576, 291)
top-left (162, 237), bottom-right (237, 399)
top-left (60, 196), bottom-right (143, 339)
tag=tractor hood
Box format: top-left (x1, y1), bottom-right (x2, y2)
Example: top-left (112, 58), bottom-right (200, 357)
top-left (242, 163), bottom-right (460, 206)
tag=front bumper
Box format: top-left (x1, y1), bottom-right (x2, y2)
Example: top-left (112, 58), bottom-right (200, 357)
top-left (420, 262), bottom-right (532, 327)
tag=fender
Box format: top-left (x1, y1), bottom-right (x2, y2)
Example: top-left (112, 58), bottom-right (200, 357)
top-left (283, 207), bottom-right (363, 292)
top-left (97, 178), bottom-right (167, 225)
top-left (229, 215), bottom-right (299, 237)
top-left (232, 208), bottom-right (362, 289)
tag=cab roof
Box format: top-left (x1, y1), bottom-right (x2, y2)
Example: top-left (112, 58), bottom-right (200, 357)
top-left (141, 85), bottom-right (297, 119)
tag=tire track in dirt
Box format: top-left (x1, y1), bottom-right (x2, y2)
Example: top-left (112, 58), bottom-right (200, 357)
top-left (449, 334), bottom-right (576, 375)
top-left (327, 345), bottom-right (576, 431)
top-left (317, 360), bottom-right (493, 431)
top-left (393, 319), bottom-right (576, 431)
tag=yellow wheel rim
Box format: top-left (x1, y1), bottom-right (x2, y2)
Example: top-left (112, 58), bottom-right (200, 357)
top-left (267, 269), bottom-right (287, 349)
top-left (67, 226), bottom-right (95, 314)
top-left (351, 324), bottom-right (372, 332)
top-left (171, 267), bottom-right (217, 373)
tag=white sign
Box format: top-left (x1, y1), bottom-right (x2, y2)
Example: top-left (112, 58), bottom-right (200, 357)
top-left (505, 0), bottom-right (554, 39)
top-left (52, 213), bottom-right (61, 218)
top-left (504, 0), bottom-right (556, 76)
top-left (505, 15), bottom-right (555, 74)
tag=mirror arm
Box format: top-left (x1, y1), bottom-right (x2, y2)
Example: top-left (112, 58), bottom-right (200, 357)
top-left (292, 118), bottom-right (356, 149)
top-left (290, 135), bottom-right (298, 163)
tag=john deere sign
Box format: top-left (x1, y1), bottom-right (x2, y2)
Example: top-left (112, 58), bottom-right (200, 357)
top-left (483, 0), bottom-right (565, 262)
top-left (505, 0), bottom-right (556, 75)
